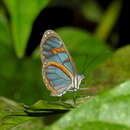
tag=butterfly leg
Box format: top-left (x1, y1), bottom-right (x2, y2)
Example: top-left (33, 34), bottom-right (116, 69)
top-left (72, 89), bottom-right (77, 106)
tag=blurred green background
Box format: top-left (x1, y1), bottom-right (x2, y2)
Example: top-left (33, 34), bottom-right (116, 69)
top-left (1, 0), bottom-right (130, 129)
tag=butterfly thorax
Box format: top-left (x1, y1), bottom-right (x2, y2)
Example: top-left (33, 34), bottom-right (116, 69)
top-left (72, 74), bottom-right (85, 91)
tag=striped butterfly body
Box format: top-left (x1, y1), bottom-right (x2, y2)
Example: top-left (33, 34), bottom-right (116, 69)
top-left (40, 30), bottom-right (84, 96)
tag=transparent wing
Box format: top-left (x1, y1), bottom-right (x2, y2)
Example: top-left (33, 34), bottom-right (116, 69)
top-left (44, 65), bottom-right (72, 96)
top-left (40, 30), bottom-right (77, 96)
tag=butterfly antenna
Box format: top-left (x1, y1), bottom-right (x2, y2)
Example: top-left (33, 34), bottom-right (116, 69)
top-left (83, 50), bottom-right (110, 76)
top-left (81, 54), bottom-right (89, 74)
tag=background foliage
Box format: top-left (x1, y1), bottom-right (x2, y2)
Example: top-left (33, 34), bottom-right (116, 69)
top-left (0, 0), bottom-right (130, 129)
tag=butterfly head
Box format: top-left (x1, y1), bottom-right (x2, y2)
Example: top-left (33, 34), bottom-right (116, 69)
top-left (73, 74), bottom-right (85, 90)
top-left (77, 74), bottom-right (85, 88)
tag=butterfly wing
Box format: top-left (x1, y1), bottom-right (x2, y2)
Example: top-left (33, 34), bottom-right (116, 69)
top-left (40, 30), bottom-right (76, 96)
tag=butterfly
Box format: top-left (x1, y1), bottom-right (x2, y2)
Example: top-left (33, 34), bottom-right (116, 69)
top-left (40, 30), bottom-right (84, 97)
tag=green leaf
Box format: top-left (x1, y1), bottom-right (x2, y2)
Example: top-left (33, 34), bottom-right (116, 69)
top-left (0, 37), bottom-right (45, 104)
top-left (82, 0), bottom-right (103, 22)
top-left (0, 9), bottom-right (11, 46)
top-left (0, 55), bottom-right (44, 104)
top-left (29, 100), bottom-right (73, 110)
top-left (56, 27), bottom-right (109, 54)
top-left (1, 80), bottom-right (130, 129)
top-left (94, 0), bottom-right (122, 41)
top-left (46, 81), bottom-right (130, 130)
top-left (0, 97), bottom-right (24, 117)
top-left (0, 97), bottom-right (72, 129)
top-left (0, 97), bottom-right (45, 129)
top-left (87, 45), bottom-right (130, 94)
top-left (3, 0), bottom-right (49, 58)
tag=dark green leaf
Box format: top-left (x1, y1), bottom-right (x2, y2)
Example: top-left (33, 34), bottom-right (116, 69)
top-left (3, 0), bottom-right (49, 58)
top-left (94, 0), bottom-right (122, 41)
top-left (0, 97), bottom-right (45, 130)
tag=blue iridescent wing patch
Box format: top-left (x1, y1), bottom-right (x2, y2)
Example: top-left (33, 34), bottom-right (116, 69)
top-left (40, 30), bottom-right (77, 96)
